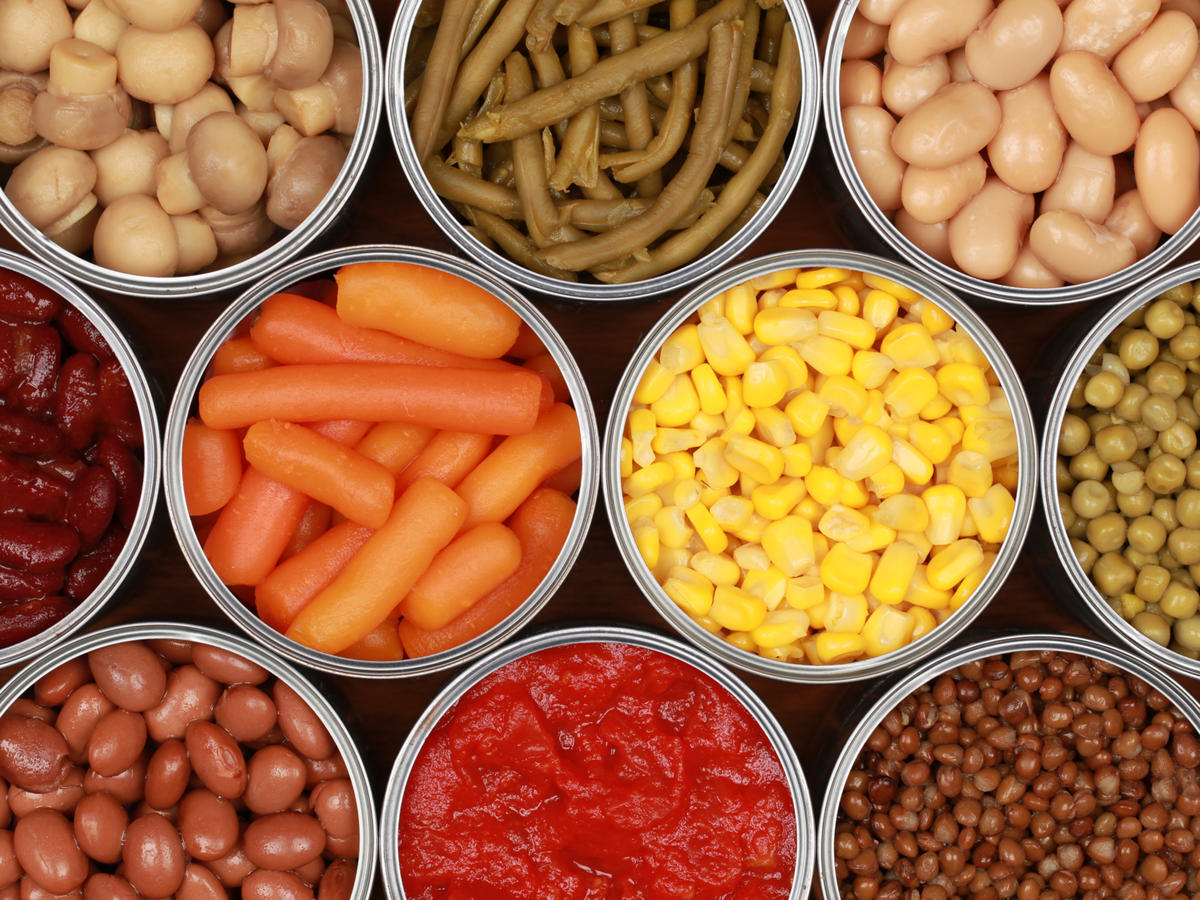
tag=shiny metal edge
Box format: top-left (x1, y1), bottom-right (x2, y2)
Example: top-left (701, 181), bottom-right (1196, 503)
top-left (820, 1), bottom-right (1200, 307)
top-left (0, 249), bottom-right (160, 669)
top-left (377, 624), bottom-right (815, 900)
top-left (163, 243), bottom-right (600, 678)
top-left (1040, 261), bottom-right (1200, 681)
top-left (602, 248), bottom-right (1038, 682)
top-left (383, 0), bottom-right (822, 301)
top-left (0, 2), bottom-right (383, 299)
top-left (0, 620), bottom-right (378, 900)
top-left (814, 633), bottom-right (1200, 900)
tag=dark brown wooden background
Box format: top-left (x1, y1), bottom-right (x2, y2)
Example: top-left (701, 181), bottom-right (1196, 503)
top-left (3, 1), bottom-right (1197, 895)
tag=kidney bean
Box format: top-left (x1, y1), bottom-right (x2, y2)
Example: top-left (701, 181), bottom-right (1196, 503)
top-left (175, 863), bottom-right (227, 900)
top-left (0, 455), bottom-right (69, 520)
top-left (0, 410), bottom-right (62, 458)
top-left (243, 811), bottom-right (325, 870)
top-left (191, 645), bottom-right (268, 686)
top-left (0, 274), bottom-right (61, 325)
top-left (88, 642), bottom-right (167, 713)
top-left (123, 813), bottom-right (186, 898)
top-left (33, 661), bottom-right (90, 711)
top-left (177, 789), bottom-right (238, 862)
top-left (302, 753), bottom-right (347, 788)
top-left (7, 765), bottom-right (83, 817)
top-left (64, 525), bottom-right (126, 603)
top-left (96, 360), bottom-right (140, 449)
top-left (273, 682), bottom-right (334, 762)
top-left (62, 467), bottom-right (115, 550)
top-left (52, 307), bottom-right (110, 361)
top-left (0, 331), bottom-right (14, 395)
top-left (90, 436), bottom-right (140, 530)
top-left (244, 745), bottom-right (306, 815)
top-left (145, 739), bottom-right (190, 811)
top-left (6, 326), bottom-right (59, 419)
top-left (0, 567), bottom-right (64, 603)
top-left (242, 869), bottom-right (313, 900)
top-left (213, 684), bottom-right (275, 744)
top-left (72, 791), bottom-right (127, 865)
top-left (52, 356), bottom-right (99, 452)
top-left (13, 808), bottom-right (87, 894)
top-left (0, 521), bottom-right (78, 575)
top-left (206, 840), bottom-right (255, 889)
top-left (0, 716), bottom-right (69, 795)
top-left (185, 722), bottom-right (246, 799)
top-left (0, 830), bottom-right (16, 890)
top-left (82, 754), bottom-right (146, 806)
top-left (86, 708), bottom-right (146, 777)
top-left (144, 666), bottom-right (221, 744)
top-left (317, 859), bottom-right (355, 900)
top-left (83, 874), bottom-right (140, 900)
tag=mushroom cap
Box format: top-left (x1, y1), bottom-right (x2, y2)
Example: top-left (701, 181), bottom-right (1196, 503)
top-left (5, 144), bottom-right (98, 228)
top-left (106, 0), bottom-right (205, 33)
top-left (0, 72), bottom-right (50, 164)
top-left (93, 192), bottom-right (179, 276)
top-left (267, 0), bottom-right (333, 90)
top-left (116, 23), bottom-right (215, 105)
top-left (0, 0), bottom-right (73, 73)
top-left (187, 110), bottom-right (268, 215)
top-left (265, 132), bottom-right (345, 229)
top-left (171, 210), bottom-right (217, 273)
top-left (199, 200), bottom-right (275, 256)
top-left (168, 81), bottom-right (235, 153)
top-left (319, 38), bottom-right (361, 135)
top-left (90, 128), bottom-right (170, 206)
top-left (32, 85), bottom-right (132, 150)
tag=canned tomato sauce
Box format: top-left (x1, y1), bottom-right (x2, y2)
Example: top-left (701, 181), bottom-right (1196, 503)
top-left (397, 641), bottom-right (797, 897)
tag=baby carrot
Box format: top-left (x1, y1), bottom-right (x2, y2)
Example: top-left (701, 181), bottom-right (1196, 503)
top-left (203, 467), bottom-right (311, 587)
top-left (243, 420), bottom-right (395, 529)
top-left (281, 502), bottom-right (332, 560)
top-left (256, 519), bottom-right (373, 632)
top-left (395, 431), bottom-right (493, 491)
top-left (339, 621), bottom-right (405, 661)
top-left (507, 320), bottom-right (545, 360)
top-left (456, 402), bottom-right (582, 528)
top-left (542, 458), bottom-right (582, 495)
top-left (355, 422), bottom-right (435, 476)
top-left (398, 488), bottom-right (576, 657)
top-left (334, 261), bottom-right (522, 359)
top-left (249, 292), bottom-right (517, 371)
top-left (210, 336), bottom-right (274, 376)
top-left (197, 363), bottom-right (543, 434)
top-left (286, 477), bottom-right (467, 654)
top-left (399, 522), bottom-right (522, 631)
top-left (182, 418), bottom-right (243, 516)
top-left (310, 418), bottom-right (372, 445)
top-left (524, 352), bottom-right (570, 403)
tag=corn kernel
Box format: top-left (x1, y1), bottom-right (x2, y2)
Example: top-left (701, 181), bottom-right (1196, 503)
top-left (967, 483), bottom-right (1015, 544)
top-left (884, 368), bottom-right (939, 419)
top-left (663, 566), bottom-right (714, 617)
top-left (724, 283), bottom-right (757, 334)
top-left (919, 300), bottom-right (955, 335)
top-left (731, 512), bottom-right (768, 544)
top-left (862, 605), bottom-right (916, 656)
top-left (834, 284), bottom-right (861, 315)
top-left (634, 359), bottom-right (673, 404)
top-left (949, 553), bottom-right (992, 610)
top-left (690, 412), bottom-right (726, 437)
top-left (893, 438), bottom-right (935, 485)
top-left (862, 289), bottom-right (899, 330)
top-left (919, 393), bottom-right (953, 420)
top-left (882, 323), bottom-right (941, 368)
top-left (725, 630), bottom-right (757, 652)
top-left (697, 317), bottom-right (756, 376)
top-left (661, 451), bottom-right (695, 481)
top-left (624, 493), bottom-right (663, 523)
top-left (821, 543), bottom-right (874, 594)
top-left (660, 324), bottom-right (705, 374)
top-left (620, 436), bottom-right (633, 478)
top-left (651, 427), bottom-right (704, 456)
top-left (795, 267), bottom-right (850, 289)
top-left (795, 496), bottom-right (824, 524)
top-left (629, 408), bottom-right (658, 467)
top-left (994, 458), bottom-right (1019, 493)
top-left (761, 515), bottom-right (815, 576)
top-left (947, 450), bottom-right (993, 498)
top-left (738, 472), bottom-right (760, 499)
top-left (693, 614), bottom-right (724, 634)
top-left (725, 433), bottom-right (785, 483)
top-left (850, 350), bottom-right (894, 391)
top-left (752, 478), bottom-right (807, 521)
top-left (909, 606), bottom-right (937, 639)
top-left (825, 592), bottom-right (868, 633)
top-left (752, 608), bottom-right (811, 647)
top-left (685, 502), bottom-right (727, 554)
top-left (818, 504), bottom-right (871, 542)
top-left (833, 425), bottom-right (894, 481)
top-left (947, 329), bottom-right (988, 367)
top-left (653, 505), bottom-right (693, 549)
top-left (869, 541), bottom-right (922, 604)
top-left (785, 574), bottom-right (824, 610)
top-left (805, 465), bottom-right (844, 507)
top-left (799, 335), bottom-right (854, 376)
top-left (696, 293), bottom-right (723, 323)
top-left (632, 517), bottom-right (659, 568)
top-left (924, 484), bottom-right (967, 545)
top-left (962, 418), bottom-right (1019, 462)
top-left (710, 494), bottom-right (753, 531)
top-left (750, 268), bottom-right (799, 291)
top-left (669, 478), bottom-right (703, 509)
top-left (710, 584), bottom-right (768, 631)
top-left (814, 632), bottom-right (866, 663)
top-left (651, 374), bottom-right (701, 427)
top-left (733, 543), bottom-right (770, 573)
top-left (695, 438), bottom-right (739, 488)
top-left (819, 374), bottom-right (870, 419)
top-left (807, 599), bottom-right (829, 629)
top-left (753, 307), bottom-right (818, 345)
top-left (743, 359), bottom-right (790, 408)
top-left (905, 568), bottom-right (952, 609)
top-left (722, 406), bottom-right (756, 439)
top-left (862, 273), bottom-right (922, 303)
top-left (625, 460), bottom-right (675, 496)
top-left (760, 345), bottom-right (809, 391)
top-left (691, 550), bottom-right (741, 586)
top-left (780, 287), bottom-right (838, 309)
top-left (818, 310), bottom-right (877, 349)
top-left (742, 567), bottom-right (788, 610)
top-left (785, 391), bottom-right (829, 437)
top-left (751, 407), bottom-right (795, 449)
top-left (874, 497), bottom-right (928, 535)
top-left (782, 443), bottom-right (813, 478)
top-left (846, 522), bottom-right (896, 553)
top-left (690, 363), bottom-right (726, 416)
top-left (937, 362), bottom-right (990, 407)
top-left (909, 421), bottom-right (953, 465)
top-left (959, 512), bottom-right (979, 538)
top-left (927, 539), bottom-right (985, 590)
top-left (840, 477), bottom-right (870, 509)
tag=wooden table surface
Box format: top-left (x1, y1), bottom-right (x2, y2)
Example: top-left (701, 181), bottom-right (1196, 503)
top-left (3, 1), bottom-right (1198, 896)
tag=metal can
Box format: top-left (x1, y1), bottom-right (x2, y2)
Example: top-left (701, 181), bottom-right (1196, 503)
top-left (0, 1), bottom-right (382, 300)
top-left (378, 623), bottom-right (815, 899)
top-left (604, 248), bottom-right (1038, 682)
top-left (383, 0), bottom-right (822, 302)
top-left (815, 633), bottom-right (1200, 900)
top-left (821, 0), bottom-right (1200, 306)
top-left (0, 619), bottom-right (378, 899)
top-left (0, 248), bottom-right (159, 669)
top-left (164, 243), bottom-right (599, 678)
top-left (1040, 262), bottom-right (1200, 681)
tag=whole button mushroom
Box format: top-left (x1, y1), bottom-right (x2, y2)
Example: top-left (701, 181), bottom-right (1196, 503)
top-left (266, 131), bottom-right (346, 230)
top-left (106, 0), bottom-right (205, 33)
top-left (162, 82), bottom-right (234, 153)
top-left (199, 201), bottom-right (274, 257)
top-left (0, 0), bottom-right (73, 74)
top-left (115, 23), bottom-right (215, 105)
top-left (92, 193), bottom-right (179, 276)
top-left (0, 71), bottom-right (49, 164)
top-left (171, 212), bottom-right (219, 274)
top-left (32, 38), bottom-right (132, 151)
top-left (72, 0), bottom-right (130, 54)
top-left (4, 145), bottom-right (99, 248)
top-left (273, 38), bottom-right (361, 136)
top-left (187, 110), bottom-right (268, 215)
top-left (228, 0), bottom-right (334, 89)
top-left (90, 128), bottom-right (169, 206)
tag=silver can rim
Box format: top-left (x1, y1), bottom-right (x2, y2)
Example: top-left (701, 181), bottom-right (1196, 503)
top-left (0, 1), bottom-right (383, 299)
top-left (603, 248), bottom-right (1038, 682)
top-left (0, 619), bottom-right (378, 900)
top-left (821, 0), bottom-right (1200, 307)
top-left (383, 0), bottom-right (822, 301)
top-left (377, 623), bottom-right (815, 900)
top-left (0, 248), bottom-right (160, 669)
top-left (164, 242), bottom-right (600, 678)
top-left (815, 632), bottom-right (1200, 899)
top-left (1039, 261), bottom-right (1200, 681)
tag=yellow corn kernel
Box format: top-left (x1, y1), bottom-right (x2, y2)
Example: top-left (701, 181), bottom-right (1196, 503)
top-left (937, 362), bottom-right (990, 407)
top-left (795, 496), bottom-right (824, 525)
top-left (935, 415), bottom-right (965, 444)
top-left (807, 597), bottom-right (829, 629)
top-left (869, 541), bottom-right (922, 604)
top-left (862, 389), bottom-right (887, 427)
top-left (825, 592), bottom-right (869, 633)
top-left (663, 566), bottom-right (715, 617)
top-left (693, 614), bottom-right (724, 634)
top-left (758, 641), bottom-right (805, 662)
top-left (814, 632), bottom-right (866, 664)
top-left (893, 438), bottom-right (935, 485)
top-left (631, 515), bottom-right (660, 568)
top-left (659, 454), bottom-right (692, 484)
top-left (760, 515), bottom-right (815, 576)
top-left (784, 391), bottom-right (829, 438)
top-left (909, 421), bottom-right (953, 465)
top-left (669, 478), bottom-right (702, 510)
top-left (760, 345), bottom-right (809, 391)
top-left (818, 310), bottom-right (877, 350)
top-left (696, 293), bottom-right (724, 322)
top-left (690, 363), bottom-right (726, 416)
top-left (884, 368), bottom-right (939, 418)
top-left (840, 477), bottom-right (870, 509)
top-left (862, 289), bottom-right (899, 331)
top-left (919, 299), bottom-right (955, 335)
top-left (820, 542), bottom-right (874, 594)
top-left (861, 273), bottom-right (920, 302)
top-left (634, 359), bottom-right (673, 404)
top-left (724, 433), bottom-right (785, 484)
top-left (743, 359), bottom-right (790, 408)
top-left (742, 567), bottom-right (788, 610)
top-left (710, 494), bottom-right (753, 531)
top-left (876, 495), bottom-right (929, 533)
top-left (994, 458), bottom-right (1019, 493)
top-left (625, 460), bottom-right (675, 496)
top-left (947, 329), bottom-right (989, 367)
top-left (919, 393), bottom-right (953, 420)
top-left (629, 407), bottom-right (658, 467)
top-left (834, 425), bottom-right (894, 481)
top-left (819, 504), bottom-right (872, 542)
top-left (847, 522), bottom-right (896, 553)
top-left (927, 539), bottom-right (985, 590)
top-left (624, 492), bottom-right (663, 523)
top-left (834, 284), bottom-right (861, 315)
top-left (722, 407), bottom-right (757, 439)
top-left (691, 550), bottom-right (741, 586)
top-left (947, 450), bottom-right (993, 498)
top-left (881, 323), bottom-right (941, 369)
top-left (697, 317), bottom-right (756, 376)
top-left (653, 505), bottom-right (693, 549)
top-left (961, 418), bottom-right (1019, 462)
top-left (950, 554), bottom-right (993, 610)
top-left (753, 407), bottom-right (796, 449)
top-left (959, 512), bottom-right (980, 538)
top-left (796, 267), bottom-right (850, 289)
top-left (831, 417), bottom-right (860, 450)
top-left (660, 324), bottom-right (704, 374)
top-left (868, 462), bottom-right (905, 499)
top-left (620, 436), bottom-right (633, 478)
top-left (753, 307), bottom-right (818, 345)
top-left (752, 608), bottom-right (811, 648)
top-left (651, 427), bottom-right (704, 456)
top-left (724, 283), bottom-right (758, 334)
top-left (805, 465), bottom-right (843, 507)
top-left (650, 375), bottom-right (701, 428)
top-left (780, 287), bottom-right (838, 310)
top-left (782, 443), bottom-right (813, 479)
top-left (684, 502), bottom-right (727, 554)
top-left (785, 574), bottom-right (824, 610)
top-left (819, 374), bottom-right (870, 419)
top-left (710, 584), bottom-right (768, 631)
top-left (862, 605), bottom-right (916, 657)
top-left (909, 606), bottom-right (937, 640)
top-left (924, 484), bottom-right (967, 545)
top-left (799, 335), bottom-right (854, 376)
top-left (967, 483), bottom-right (1015, 545)
top-left (850, 350), bottom-right (894, 391)
top-left (725, 631), bottom-right (757, 652)
top-left (905, 568), bottom-right (952, 609)
top-left (733, 542), bottom-right (771, 573)
top-left (738, 471), bottom-right (760, 499)
top-left (752, 478), bottom-right (807, 521)
top-left (750, 268), bottom-right (799, 291)
top-left (731, 512), bottom-right (769, 544)
top-left (690, 412), bottom-right (726, 437)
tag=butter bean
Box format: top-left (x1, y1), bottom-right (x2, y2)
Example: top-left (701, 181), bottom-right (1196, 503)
top-left (1060, 0), bottom-right (1161, 60)
top-left (1029, 209), bottom-right (1138, 283)
top-left (881, 53), bottom-right (950, 117)
top-left (842, 104), bottom-right (906, 212)
top-left (859, 0), bottom-right (908, 25)
top-left (1164, 0), bottom-right (1200, 19)
top-left (1105, 189), bottom-right (1163, 258)
top-left (895, 209), bottom-right (953, 264)
top-left (965, 0), bottom-right (1064, 90)
top-left (891, 82), bottom-right (1002, 168)
top-left (1050, 51), bottom-right (1140, 156)
top-left (887, 0), bottom-right (994, 66)
top-left (1041, 141), bottom-right (1116, 222)
top-left (988, 75), bottom-right (1067, 194)
top-left (901, 153), bottom-right (987, 224)
top-left (1001, 243), bottom-right (1066, 289)
top-left (844, 11), bottom-right (888, 60)
top-left (1113, 10), bottom-right (1199, 102)
top-left (1134, 107), bottom-right (1200, 234)
top-left (1169, 54), bottom-right (1200, 128)
top-left (839, 59), bottom-right (883, 108)
top-left (948, 177), bottom-right (1034, 279)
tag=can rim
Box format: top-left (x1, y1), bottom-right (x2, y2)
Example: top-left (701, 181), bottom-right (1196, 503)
top-left (820, 0), bottom-right (1200, 307)
top-left (815, 632), bottom-right (1200, 899)
top-left (377, 623), bottom-right (815, 900)
top-left (1039, 260), bottom-right (1200, 680)
top-left (0, 1), bottom-right (383, 299)
top-left (0, 248), bottom-right (160, 668)
top-left (603, 248), bottom-right (1038, 682)
top-left (164, 243), bottom-right (600, 678)
top-left (383, 0), bottom-right (822, 301)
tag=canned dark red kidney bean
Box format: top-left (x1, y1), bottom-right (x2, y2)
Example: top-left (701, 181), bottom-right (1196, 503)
top-left (833, 648), bottom-right (1200, 900)
top-left (0, 637), bottom-right (362, 897)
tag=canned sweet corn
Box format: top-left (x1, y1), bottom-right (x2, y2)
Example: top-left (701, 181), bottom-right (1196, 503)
top-left (606, 251), bottom-right (1036, 683)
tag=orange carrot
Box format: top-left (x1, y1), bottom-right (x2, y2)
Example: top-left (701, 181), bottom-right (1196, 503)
top-left (286, 477), bottom-right (467, 653)
top-left (243, 420), bottom-right (396, 529)
top-left (395, 431), bottom-right (493, 491)
top-left (310, 418), bottom-right (372, 445)
top-left (256, 519), bottom-right (373, 631)
top-left (281, 502), bottom-right (332, 559)
top-left (524, 352), bottom-right (570, 403)
top-left (197, 363), bottom-right (543, 434)
top-left (334, 261), bottom-right (521, 359)
top-left (398, 489), bottom-right (576, 657)
top-left (203, 467), bottom-right (311, 587)
top-left (399, 522), bottom-right (522, 631)
top-left (182, 418), bottom-right (243, 516)
top-left (542, 458), bottom-right (582, 495)
top-left (339, 622), bottom-right (405, 661)
top-left (456, 403), bottom-right (582, 528)
top-left (249, 292), bottom-right (518, 371)
top-left (211, 336), bottom-right (274, 376)
top-left (507, 320), bottom-right (545, 360)
top-left (355, 423), bottom-right (435, 475)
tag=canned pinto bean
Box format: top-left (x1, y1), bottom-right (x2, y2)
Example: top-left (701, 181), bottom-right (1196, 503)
top-left (604, 249), bottom-right (1036, 683)
top-left (818, 634), bottom-right (1200, 900)
top-left (165, 244), bottom-right (599, 678)
top-left (823, 0), bottom-right (1200, 305)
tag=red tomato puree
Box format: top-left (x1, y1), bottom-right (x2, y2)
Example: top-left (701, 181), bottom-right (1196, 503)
top-left (398, 641), bottom-right (797, 899)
